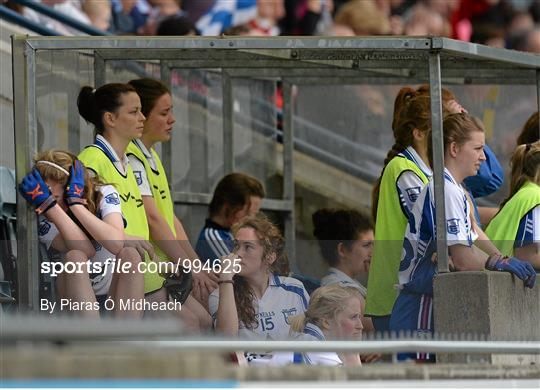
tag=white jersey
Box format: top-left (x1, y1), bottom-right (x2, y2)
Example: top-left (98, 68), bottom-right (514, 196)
top-left (209, 274), bottom-right (309, 364)
top-left (396, 146), bottom-right (433, 217)
top-left (516, 205), bottom-right (540, 247)
top-left (398, 168), bottom-right (478, 295)
top-left (38, 185), bottom-right (122, 296)
top-left (321, 267), bottom-right (367, 298)
top-left (269, 323), bottom-right (343, 366)
top-left (295, 323), bottom-right (343, 366)
top-left (127, 139), bottom-right (155, 197)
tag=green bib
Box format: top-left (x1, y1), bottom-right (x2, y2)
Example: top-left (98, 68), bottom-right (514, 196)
top-left (365, 156), bottom-right (429, 317)
top-left (79, 145), bottom-right (164, 294)
top-left (485, 181), bottom-right (540, 256)
top-left (126, 141), bottom-right (176, 263)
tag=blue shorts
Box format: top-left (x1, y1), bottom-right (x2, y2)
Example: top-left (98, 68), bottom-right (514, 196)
top-left (371, 315), bottom-right (391, 333)
top-left (390, 291), bottom-right (435, 362)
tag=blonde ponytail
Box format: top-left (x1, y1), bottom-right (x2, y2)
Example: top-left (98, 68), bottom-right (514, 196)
top-left (289, 313), bottom-right (307, 334)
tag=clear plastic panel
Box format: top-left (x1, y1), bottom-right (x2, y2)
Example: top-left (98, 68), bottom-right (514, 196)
top-left (174, 204), bottom-right (208, 244)
top-left (450, 84), bottom-right (537, 205)
top-left (169, 69), bottom-right (224, 194)
top-left (294, 83), bottom-right (537, 207)
top-left (295, 84), bottom-right (395, 183)
top-left (35, 50), bottom-right (95, 154)
top-left (233, 78), bottom-right (282, 199)
top-left (105, 60), bottom-right (161, 84)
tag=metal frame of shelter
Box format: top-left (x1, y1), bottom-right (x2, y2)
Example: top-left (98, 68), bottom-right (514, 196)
top-left (11, 36), bottom-right (540, 311)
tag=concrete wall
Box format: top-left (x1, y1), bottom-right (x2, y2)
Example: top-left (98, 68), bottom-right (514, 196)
top-left (434, 271), bottom-right (540, 364)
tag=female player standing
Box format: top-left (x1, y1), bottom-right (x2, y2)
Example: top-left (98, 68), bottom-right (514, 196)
top-left (390, 113), bottom-right (536, 362)
top-left (486, 141), bottom-right (540, 270)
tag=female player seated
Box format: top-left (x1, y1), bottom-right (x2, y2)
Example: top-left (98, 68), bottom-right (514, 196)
top-left (210, 213), bottom-right (309, 364)
top-left (486, 141), bottom-right (540, 270)
top-left (19, 150), bottom-right (143, 317)
top-left (126, 78), bottom-right (212, 330)
top-left (390, 113), bottom-right (536, 362)
top-left (288, 284), bottom-right (364, 366)
top-left (312, 208), bottom-right (374, 332)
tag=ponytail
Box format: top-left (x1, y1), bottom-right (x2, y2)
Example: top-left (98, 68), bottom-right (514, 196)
top-left (499, 141), bottom-right (540, 210)
top-left (289, 313), bottom-right (307, 334)
top-left (77, 86), bottom-right (98, 128)
top-left (372, 90), bottom-right (431, 224)
top-left (517, 112), bottom-right (539, 145)
top-left (373, 85), bottom-right (460, 224)
top-left (77, 83), bottom-right (136, 136)
top-left (391, 87), bottom-right (416, 132)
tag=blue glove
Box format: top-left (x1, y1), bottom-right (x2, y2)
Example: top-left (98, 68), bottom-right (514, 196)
top-left (18, 169), bottom-right (56, 214)
top-left (65, 160), bottom-right (87, 206)
top-left (485, 255), bottom-right (536, 289)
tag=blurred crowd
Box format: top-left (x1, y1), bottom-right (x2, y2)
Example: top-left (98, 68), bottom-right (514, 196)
top-left (4, 0), bottom-right (540, 52)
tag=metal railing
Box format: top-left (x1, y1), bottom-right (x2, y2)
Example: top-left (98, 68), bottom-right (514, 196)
top-left (8, 0), bottom-right (109, 36)
top-left (0, 4), bottom-right (57, 35)
top-left (1, 315), bottom-right (539, 356)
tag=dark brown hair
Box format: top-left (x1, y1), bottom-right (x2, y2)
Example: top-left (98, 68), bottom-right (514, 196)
top-left (499, 141), bottom-right (540, 210)
top-left (312, 208), bottom-right (372, 267)
top-left (209, 173), bottom-right (265, 218)
top-left (128, 78), bottom-right (170, 118)
top-left (517, 112), bottom-right (539, 145)
top-left (230, 214), bottom-right (289, 330)
top-left (371, 91), bottom-right (431, 223)
top-left (77, 83), bottom-right (137, 135)
top-left (372, 85), bottom-right (459, 223)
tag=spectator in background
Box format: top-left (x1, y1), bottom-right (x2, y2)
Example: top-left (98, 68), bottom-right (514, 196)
top-left (373, 0), bottom-right (406, 35)
top-left (404, 4), bottom-right (451, 37)
top-left (225, 0), bottom-right (285, 36)
top-left (156, 13), bottom-right (197, 35)
top-left (82, 0), bottom-right (112, 32)
top-left (470, 23), bottom-right (506, 47)
top-left (195, 0), bottom-right (257, 36)
top-left (195, 173), bottom-right (265, 267)
top-left (279, 0), bottom-right (334, 36)
top-left (328, 23), bottom-right (355, 36)
top-left (181, 0), bottom-right (216, 25)
top-left (248, 0), bottom-right (285, 36)
top-left (529, 0), bottom-right (540, 24)
top-left (524, 27), bottom-right (540, 52)
top-left (334, 0), bottom-right (390, 35)
top-left (138, 0), bottom-right (182, 35)
top-left (452, 0), bottom-right (513, 42)
top-left (23, 0), bottom-right (92, 35)
top-left (110, 0), bottom-right (150, 34)
top-left (508, 10), bottom-right (534, 33)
